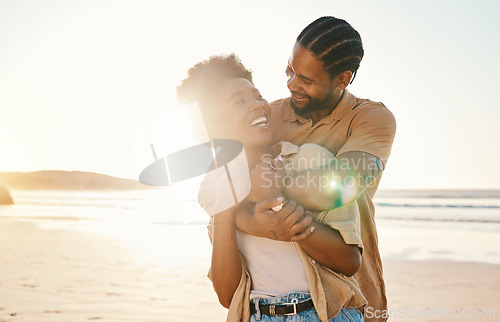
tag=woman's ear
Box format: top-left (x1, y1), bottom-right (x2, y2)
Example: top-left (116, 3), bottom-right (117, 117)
top-left (336, 70), bottom-right (353, 91)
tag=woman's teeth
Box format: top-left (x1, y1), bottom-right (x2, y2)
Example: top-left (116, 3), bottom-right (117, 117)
top-left (250, 115), bottom-right (268, 127)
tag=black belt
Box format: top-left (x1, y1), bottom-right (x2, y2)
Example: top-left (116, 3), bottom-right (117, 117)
top-left (250, 298), bottom-right (314, 316)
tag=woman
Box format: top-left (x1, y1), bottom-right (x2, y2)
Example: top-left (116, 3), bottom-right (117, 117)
top-left (177, 54), bottom-right (365, 322)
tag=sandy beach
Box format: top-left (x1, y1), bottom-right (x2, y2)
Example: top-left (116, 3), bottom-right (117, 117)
top-left (383, 260), bottom-right (500, 321)
top-left (0, 220), bottom-right (227, 322)
top-left (1, 218), bottom-right (499, 322)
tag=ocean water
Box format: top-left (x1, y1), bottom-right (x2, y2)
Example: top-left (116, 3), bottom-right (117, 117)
top-left (0, 189), bottom-right (212, 269)
top-left (374, 190), bottom-right (500, 264)
top-left (375, 189), bottom-right (500, 223)
top-left (1, 189), bottom-right (500, 266)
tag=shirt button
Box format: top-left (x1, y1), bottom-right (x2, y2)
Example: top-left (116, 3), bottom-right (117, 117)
top-left (311, 260), bottom-right (316, 264)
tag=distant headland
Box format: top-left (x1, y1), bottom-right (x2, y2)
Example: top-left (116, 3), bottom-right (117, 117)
top-left (0, 171), bottom-right (154, 204)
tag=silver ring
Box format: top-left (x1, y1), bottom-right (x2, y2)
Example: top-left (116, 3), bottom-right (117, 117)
top-left (271, 201), bottom-right (285, 212)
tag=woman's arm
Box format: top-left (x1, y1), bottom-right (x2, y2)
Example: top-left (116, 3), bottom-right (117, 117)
top-left (235, 198), bottom-right (360, 276)
top-left (236, 155), bottom-right (362, 276)
top-left (210, 208), bottom-right (242, 308)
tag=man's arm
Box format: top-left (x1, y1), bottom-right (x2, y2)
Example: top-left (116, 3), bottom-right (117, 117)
top-left (284, 102), bottom-right (396, 211)
top-left (297, 215), bottom-right (362, 277)
top-left (234, 198), bottom-right (361, 276)
top-left (235, 151), bottom-right (375, 276)
top-left (282, 151), bottom-right (384, 211)
top-left (235, 150), bottom-right (376, 276)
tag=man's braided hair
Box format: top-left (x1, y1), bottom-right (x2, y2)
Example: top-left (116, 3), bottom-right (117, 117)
top-left (297, 16), bottom-right (364, 82)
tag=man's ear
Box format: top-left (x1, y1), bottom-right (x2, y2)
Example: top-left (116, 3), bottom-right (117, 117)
top-left (336, 71), bottom-right (353, 91)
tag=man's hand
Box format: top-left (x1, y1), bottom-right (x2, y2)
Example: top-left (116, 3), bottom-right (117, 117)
top-left (248, 197), bottom-right (315, 242)
top-left (247, 159), bottom-right (285, 203)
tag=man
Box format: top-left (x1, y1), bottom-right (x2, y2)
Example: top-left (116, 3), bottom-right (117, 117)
top-left (238, 16), bottom-right (395, 321)
top-left (268, 16), bottom-right (396, 321)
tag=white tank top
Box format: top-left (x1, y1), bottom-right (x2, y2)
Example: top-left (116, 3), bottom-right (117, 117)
top-left (236, 231), bottom-right (309, 299)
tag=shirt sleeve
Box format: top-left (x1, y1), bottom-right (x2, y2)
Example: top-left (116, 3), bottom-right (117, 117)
top-left (337, 104), bottom-right (396, 167)
top-left (277, 142), bottom-right (363, 249)
top-left (315, 200), bottom-right (363, 251)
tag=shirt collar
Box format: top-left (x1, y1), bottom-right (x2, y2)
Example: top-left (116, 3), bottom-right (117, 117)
top-left (283, 89), bottom-right (356, 124)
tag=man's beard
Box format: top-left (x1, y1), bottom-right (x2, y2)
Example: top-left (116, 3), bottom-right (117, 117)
top-left (290, 91), bottom-right (335, 116)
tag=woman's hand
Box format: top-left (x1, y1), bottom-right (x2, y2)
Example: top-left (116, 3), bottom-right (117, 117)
top-left (246, 158), bottom-right (285, 203)
top-left (248, 197), bottom-right (315, 242)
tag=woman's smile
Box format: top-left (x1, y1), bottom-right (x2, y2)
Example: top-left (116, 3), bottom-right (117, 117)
top-left (249, 114), bottom-right (269, 128)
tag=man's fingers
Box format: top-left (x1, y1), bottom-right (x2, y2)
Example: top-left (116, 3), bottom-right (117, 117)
top-left (276, 199), bottom-right (296, 220)
top-left (289, 228), bottom-right (315, 242)
top-left (272, 159), bottom-right (285, 174)
top-left (273, 158), bottom-right (284, 169)
top-left (289, 214), bottom-right (313, 236)
top-left (257, 158), bottom-right (273, 170)
top-left (289, 225), bottom-right (315, 242)
top-left (283, 204), bottom-right (304, 227)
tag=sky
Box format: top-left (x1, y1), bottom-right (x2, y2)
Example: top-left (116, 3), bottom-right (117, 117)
top-left (1, 0), bottom-right (500, 189)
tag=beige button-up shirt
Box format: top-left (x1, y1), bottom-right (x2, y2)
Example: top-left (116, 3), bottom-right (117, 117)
top-left (269, 90), bottom-right (397, 322)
